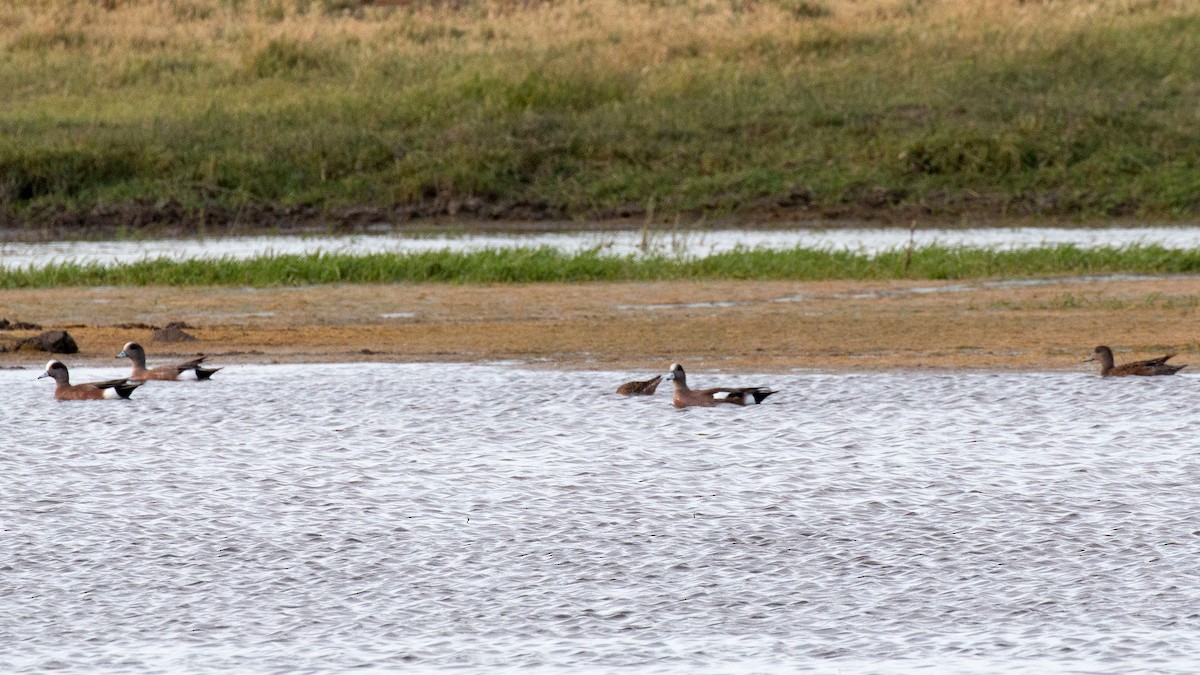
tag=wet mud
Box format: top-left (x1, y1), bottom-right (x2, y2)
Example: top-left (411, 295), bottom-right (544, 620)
top-left (2, 276), bottom-right (1197, 372)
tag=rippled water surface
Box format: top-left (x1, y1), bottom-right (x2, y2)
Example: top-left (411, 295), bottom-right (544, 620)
top-left (4, 364), bottom-right (1200, 672)
top-left (4, 225), bottom-right (1200, 268)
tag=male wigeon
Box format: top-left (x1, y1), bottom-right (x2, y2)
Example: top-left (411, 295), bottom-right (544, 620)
top-left (616, 374), bottom-right (663, 396)
top-left (39, 360), bottom-right (142, 400)
top-left (665, 363), bottom-right (776, 409)
top-left (1084, 345), bottom-right (1186, 377)
top-left (117, 342), bottom-right (221, 381)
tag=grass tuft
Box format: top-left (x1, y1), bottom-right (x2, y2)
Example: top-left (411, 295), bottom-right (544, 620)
top-left (4, 244), bottom-right (1200, 288)
top-left (247, 39), bottom-right (346, 79)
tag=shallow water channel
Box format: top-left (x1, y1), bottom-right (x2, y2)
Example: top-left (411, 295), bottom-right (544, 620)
top-left (4, 225), bottom-right (1200, 268)
top-left (4, 363), bottom-right (1199, 672)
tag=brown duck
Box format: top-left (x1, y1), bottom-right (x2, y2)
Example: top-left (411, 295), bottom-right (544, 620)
top-left (616, 375), bottom-right (663, 396)
top-left (39, 360), bottom-right (142, 400)
top-left (1085, 345), bottom-right (1186, 377)
top-left (117, 342), bottom-right (221, 381)
top-left (665, 363), bottom-right (776, 409)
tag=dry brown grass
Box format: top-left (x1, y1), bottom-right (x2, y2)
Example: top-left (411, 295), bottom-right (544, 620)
top-left (2, 0), bottom-right (1191, 70)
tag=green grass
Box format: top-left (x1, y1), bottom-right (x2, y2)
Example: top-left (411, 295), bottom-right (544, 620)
top-left (2, 2), bottom-right (1200, 224)
top-left (5, 244), bottom-right (1200, 288)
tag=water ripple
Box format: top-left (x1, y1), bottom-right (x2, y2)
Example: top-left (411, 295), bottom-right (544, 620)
top-left (3, 364), bottom-right (1200, 672)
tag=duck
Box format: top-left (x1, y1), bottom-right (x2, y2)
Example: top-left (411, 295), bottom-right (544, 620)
top-left (117, 342), bottom-right (221, 381)
top-left (616, 374), bottom-right (663, 396)
top-left (665, 363), bottom-right (776, 408)
top-left (39, 360), bottom-right (142, 400)
top-left (1085, 345), bottom-right (1186, 377)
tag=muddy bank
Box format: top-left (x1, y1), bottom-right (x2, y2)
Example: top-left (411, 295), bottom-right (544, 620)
top-left (0, 192), bottom-right (1138, 241)
top-left (2, 277), bottom-right (1197, 373)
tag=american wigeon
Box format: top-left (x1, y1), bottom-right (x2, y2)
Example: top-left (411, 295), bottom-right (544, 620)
top-left (1085, 345), bottom-right (1186, 377)
top-left (117, 342), bottom-right (221, 381)
top-left (665, 363), bottom-right (776, 409)
top-left (39, 360), bottom-right (142, 400)
top-left (616, 374), bottom-right (663, 396)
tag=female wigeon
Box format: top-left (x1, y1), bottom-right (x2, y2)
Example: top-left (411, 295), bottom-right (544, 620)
top-left (1085, 345), bottom-right (1186, 377)
top-left (39, 360), bottom-right (142, 400)
top-left (665, 363), bottom-right (776, 409)
top-left (116, 342), bottom-right (221, 381)
top-left (616, 374), bottom-right (663, 395)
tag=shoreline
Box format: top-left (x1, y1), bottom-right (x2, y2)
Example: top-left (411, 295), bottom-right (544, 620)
top-left (3, 276), bottom-right (1197, 374)
top-left (0, 206), bottom-right (1181, 244)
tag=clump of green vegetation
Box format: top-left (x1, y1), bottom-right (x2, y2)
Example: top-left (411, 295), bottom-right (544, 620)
top-left (4, 244), bottom-right (1200, 288)
top-left (2, 1), bottom-right (1200, 226)
top-left (247, 39), bottom-right (345, 79)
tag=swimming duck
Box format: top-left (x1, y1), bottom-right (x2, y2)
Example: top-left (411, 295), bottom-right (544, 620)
top-left (1085, 345), bottom-right (1186, 377)
top-left (39, 360), bottom-right (142, 400)
top-left (665, 363), bottom-right (776, 408)
top-left (117, 342), bottom-right (221, 381)
top-left (616, 374), bottom-right (663, 396)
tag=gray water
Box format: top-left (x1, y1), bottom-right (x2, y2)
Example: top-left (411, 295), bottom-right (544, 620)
top-left (4, 363), bottom-right (1199, 672)
top-left (4, 225), bottom-right (1200, 268)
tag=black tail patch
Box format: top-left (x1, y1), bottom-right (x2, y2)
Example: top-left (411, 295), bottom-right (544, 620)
top-left (750, 388), bottom-right (776, 404)
top-left (195, 366), bottom-right (222, 381)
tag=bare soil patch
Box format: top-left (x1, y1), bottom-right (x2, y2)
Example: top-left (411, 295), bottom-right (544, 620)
top-left (2, 277), bottom-right (1198, 373)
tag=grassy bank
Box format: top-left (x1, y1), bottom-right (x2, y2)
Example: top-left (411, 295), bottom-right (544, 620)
top-left (3, 244), bottom-right (1199, 287)
top-left (2, 1), bottom-right (1200, 229)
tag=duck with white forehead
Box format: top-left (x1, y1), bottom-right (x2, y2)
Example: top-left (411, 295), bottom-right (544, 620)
top-left (664, 363), bottom-right (776, 409)
top-left (39, 360), bottom-right (142, 400)
top-left (117, 342), bottom-right (222, 382)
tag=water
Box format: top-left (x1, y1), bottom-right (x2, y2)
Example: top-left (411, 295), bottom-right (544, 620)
top-left (4, 225), bottom-right (1200, 268)
top-left (4, 363), bottom-right (1199, 672)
